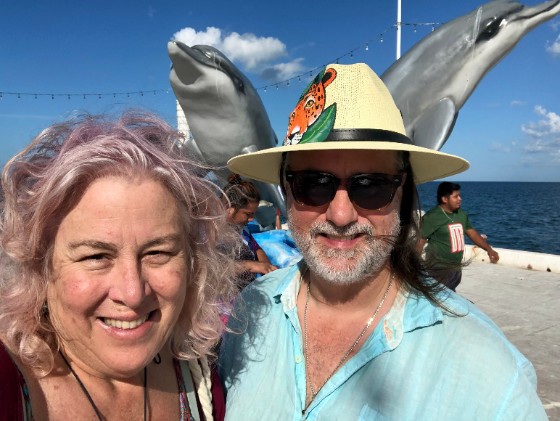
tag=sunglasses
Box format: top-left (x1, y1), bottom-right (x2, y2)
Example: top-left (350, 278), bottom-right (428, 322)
top-left (285, 170), bottom-right (404, 210)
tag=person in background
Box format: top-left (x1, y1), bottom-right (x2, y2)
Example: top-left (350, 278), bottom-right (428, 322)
top-left (418, 181), bottom-right (500, 291)
top-left (223, 174), bottom-right (277, 289)
top-left (219, 63), bottom-right (545, 419)
top-left (0, 111), bottom-right (239, 421)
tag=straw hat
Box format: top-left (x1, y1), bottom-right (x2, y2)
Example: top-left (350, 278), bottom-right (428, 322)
top-left (227, 63), bottom-right (469, 184)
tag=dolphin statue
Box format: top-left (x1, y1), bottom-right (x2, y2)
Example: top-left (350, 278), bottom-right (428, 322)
top-left (168, 41), bottom-right (286, 218)
top-left (381, 0), bottom-right (560, 150)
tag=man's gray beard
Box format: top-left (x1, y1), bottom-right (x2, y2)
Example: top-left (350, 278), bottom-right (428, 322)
top-left (289, 210), bottom-right (401, 285)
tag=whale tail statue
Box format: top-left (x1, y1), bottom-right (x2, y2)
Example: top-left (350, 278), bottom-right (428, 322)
top-left (381, 0), bottom-right (560, 150)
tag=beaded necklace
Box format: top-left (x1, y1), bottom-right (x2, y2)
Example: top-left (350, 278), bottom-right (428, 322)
top-left (60, 352), bottom-right (147, 421)
top-left (60, 352), bottom-right (194, 420)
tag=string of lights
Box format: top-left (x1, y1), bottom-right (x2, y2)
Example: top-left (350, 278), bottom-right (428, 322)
top-left (258, 21), bottom-right (440, 92)
top-left (0, 21), bottom-right (440, 101)
top-left (0, 89), bottom-right (168, 101)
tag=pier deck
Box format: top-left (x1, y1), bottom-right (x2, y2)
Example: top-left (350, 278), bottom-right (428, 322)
top-left (460, 261), bottom-right (560, 420)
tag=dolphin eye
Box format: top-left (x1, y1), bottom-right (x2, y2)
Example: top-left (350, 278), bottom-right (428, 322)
top-left (476, 17), bottom-right (504, 42)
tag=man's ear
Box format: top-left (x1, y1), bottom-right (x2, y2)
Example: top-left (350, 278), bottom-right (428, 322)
top-left (441, 195), bottom-right (449, 204)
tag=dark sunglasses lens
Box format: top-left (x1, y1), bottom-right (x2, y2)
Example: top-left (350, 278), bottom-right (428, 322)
top-left (293, 173), bottom-right (336, 206)
top-left (349, 176), bottom-right (397, 210)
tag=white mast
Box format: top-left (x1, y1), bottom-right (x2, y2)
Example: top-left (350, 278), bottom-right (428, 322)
top-left (396, 0), bottom-right (402, 60)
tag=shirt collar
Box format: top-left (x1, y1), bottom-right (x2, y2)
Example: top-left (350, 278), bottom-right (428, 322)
top-left (273, 261), bottom-right (306, 310)
top-left (271, 263), bottom-right (461, 349)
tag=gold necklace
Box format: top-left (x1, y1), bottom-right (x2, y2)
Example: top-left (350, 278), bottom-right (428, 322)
top-left (303, 271), bottom-right (394, 407)
top-left (440, 206), bottom-right (455, 222)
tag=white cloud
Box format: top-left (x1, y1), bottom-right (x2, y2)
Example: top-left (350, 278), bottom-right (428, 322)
top-left (521, 105), bottom-right (560, 138)
top-left (524, 139), bottom-right (549, 152)
top-left (173, 27), bottom-right (223, 47)
top-left (171, 26), bottom-right (303, 79)
top-left (222, 32), bottom-right (287, 70)
top-left (546, 34), bottom-right (560, 56)
top-left (521, 106), bottom-right (560, 166)
top-left (510, 100), bottom-right (526, 107)
top-left (259, 59), bottom-right (307, 82)
top-left (523, 137), bottom-right (560, 162)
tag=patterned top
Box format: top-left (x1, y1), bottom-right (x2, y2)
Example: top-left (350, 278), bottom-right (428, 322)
top-left (236, 228), bottom-right (263, 288)
top-left (0, 344), bottom-right (212, 421)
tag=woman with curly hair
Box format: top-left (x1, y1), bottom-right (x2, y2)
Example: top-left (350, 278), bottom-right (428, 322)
top-left (0, 111), bottom-right (239, 420)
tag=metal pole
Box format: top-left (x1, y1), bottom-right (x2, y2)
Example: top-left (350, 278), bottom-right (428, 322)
top-left (396, 0), bottom-right (402, 60)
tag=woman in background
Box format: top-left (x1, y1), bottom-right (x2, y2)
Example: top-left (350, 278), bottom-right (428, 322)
top-left (223, 174), bottom-right (277, 289)
top-left (0, 111), bottom-right (238, 421)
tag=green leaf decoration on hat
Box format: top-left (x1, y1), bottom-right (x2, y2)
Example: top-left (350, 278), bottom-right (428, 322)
top-left (299, 103), bottom-right (337, 144)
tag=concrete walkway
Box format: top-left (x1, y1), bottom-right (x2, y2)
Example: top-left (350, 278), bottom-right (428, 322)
top-left (459, 261), bottom-right (560, 420)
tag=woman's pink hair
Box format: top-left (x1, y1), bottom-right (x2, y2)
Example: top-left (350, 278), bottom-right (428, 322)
top-left (0, 111), bottom-right (238, 374)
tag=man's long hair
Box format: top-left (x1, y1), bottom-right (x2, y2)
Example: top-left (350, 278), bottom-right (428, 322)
top-left (390, 152), bottom-right (447, 304)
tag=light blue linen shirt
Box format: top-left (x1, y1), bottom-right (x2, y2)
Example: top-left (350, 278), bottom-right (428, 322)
top-left (219, 262), bottom-right (546, 420)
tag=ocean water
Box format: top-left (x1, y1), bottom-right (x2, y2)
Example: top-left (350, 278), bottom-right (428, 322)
top-left (417, 182), bottom-right (560, 255)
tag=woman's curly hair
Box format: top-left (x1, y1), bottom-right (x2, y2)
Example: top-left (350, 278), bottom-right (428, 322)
top-left (0, 110), bottom-right (239, 374)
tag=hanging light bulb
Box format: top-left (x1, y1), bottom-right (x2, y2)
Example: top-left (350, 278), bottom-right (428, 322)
top-left (414, 24), bottom-right (417, 33)
top-left (365, 43), bottom-right (369, 51)
top-left (380, 34), bottom-right (384, 43)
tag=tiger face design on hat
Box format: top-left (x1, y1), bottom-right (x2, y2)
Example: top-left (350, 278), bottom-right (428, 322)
top-left (284, 67), bottom-right (337, 145)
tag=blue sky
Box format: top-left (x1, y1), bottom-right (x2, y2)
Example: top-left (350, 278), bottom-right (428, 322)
top-left (1, 0), bottom-right (559, 181)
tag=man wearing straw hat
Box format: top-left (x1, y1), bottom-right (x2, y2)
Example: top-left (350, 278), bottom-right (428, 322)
top-left (219, 64), bottom-right (545, 419)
